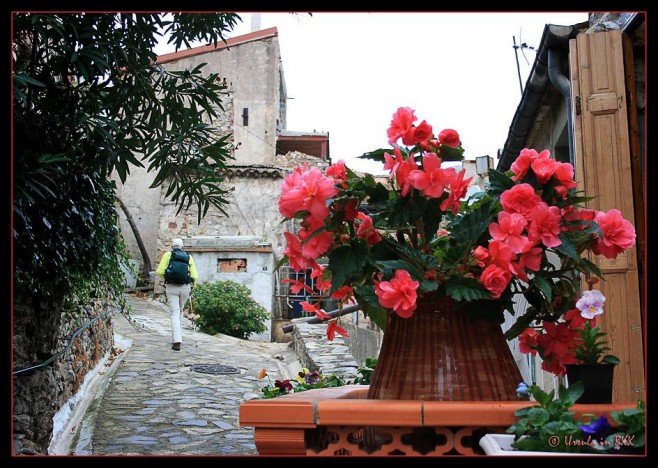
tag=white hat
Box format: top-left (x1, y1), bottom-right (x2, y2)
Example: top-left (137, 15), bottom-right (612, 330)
top-left (172, 238), bottom-right (184, 248)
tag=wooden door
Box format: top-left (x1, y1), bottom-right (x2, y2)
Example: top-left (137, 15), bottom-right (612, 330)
top-left (570, 29), bottom-right (645, 403)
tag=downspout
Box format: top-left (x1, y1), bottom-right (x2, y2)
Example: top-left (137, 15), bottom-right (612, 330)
top-left (497, 24), bottom-right (581, 171)
top-left (547, 47), bottom-right (575, 166)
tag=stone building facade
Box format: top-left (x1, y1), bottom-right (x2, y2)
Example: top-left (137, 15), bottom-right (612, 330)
top-left (115, 27), bottom-right (330, 338)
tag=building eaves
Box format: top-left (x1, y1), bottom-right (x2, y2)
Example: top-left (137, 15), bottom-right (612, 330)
top-left (156, 27), bottom-right (278, 64)
top-left (220, 164), bottom-right (284, 179)
top-left (497, 22), bottom-right (584, 171)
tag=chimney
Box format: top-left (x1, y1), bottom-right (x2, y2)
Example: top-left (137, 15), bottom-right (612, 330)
top-left (251, 13), bottom-right (261, 32)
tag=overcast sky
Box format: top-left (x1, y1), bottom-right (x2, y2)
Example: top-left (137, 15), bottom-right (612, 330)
top-left (157, 12), bottom-right (589, 174)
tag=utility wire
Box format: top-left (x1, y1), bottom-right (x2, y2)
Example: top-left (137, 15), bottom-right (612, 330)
top-left (13, 306), bottom-right (120, 376)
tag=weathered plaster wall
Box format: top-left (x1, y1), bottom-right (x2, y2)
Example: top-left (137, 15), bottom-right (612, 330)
top-left (161, 36), bottom-right (284, 166)
top-left (190, 246), bottom-right (274, 341)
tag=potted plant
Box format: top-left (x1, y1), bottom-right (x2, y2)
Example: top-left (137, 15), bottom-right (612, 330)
top-left (480, 382), bottom-right (645, 455)
top-left (274, 105), bottom-right (637, 402)
top-left (518, 288), bottom-right (620, 403)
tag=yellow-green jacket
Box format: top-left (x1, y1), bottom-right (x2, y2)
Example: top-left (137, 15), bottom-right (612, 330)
top-left (156, 249), bottom-right (199, 284)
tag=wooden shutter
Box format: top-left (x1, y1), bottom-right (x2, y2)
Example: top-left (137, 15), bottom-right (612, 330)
top-left (570, 29), bottom-right (645, 403)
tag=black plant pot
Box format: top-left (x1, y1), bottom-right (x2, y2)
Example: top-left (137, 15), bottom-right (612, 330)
top-left (565, 363), bottom-right (616, 404)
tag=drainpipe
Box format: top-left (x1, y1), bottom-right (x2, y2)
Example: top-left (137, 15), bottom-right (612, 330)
top-left (547, 47), bottom-right (575, 166)
top-left (497, 24), bottom-right (579, 171)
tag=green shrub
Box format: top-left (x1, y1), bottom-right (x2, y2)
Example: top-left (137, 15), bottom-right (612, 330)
top-left (192, 280), bottom-right (269, 339)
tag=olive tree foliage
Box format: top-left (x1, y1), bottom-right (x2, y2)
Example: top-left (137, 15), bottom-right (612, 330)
top-left (12, 13), bottom-right (241, 305)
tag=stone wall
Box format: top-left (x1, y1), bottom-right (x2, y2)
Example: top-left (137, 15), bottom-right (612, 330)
top-left (291, 323), bottom-right (359, 381)
top-left (13, 296), bottom-right (115, 455)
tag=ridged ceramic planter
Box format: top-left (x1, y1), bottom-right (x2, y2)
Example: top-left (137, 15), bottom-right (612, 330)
top-left (367, 296), bottom-right (523, 401)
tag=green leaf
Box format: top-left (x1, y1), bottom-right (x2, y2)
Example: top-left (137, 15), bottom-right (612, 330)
top-left (533, 274), bottom-right (553, 303)
top-left (529, 384), bottom-right (553, 407)
top-left (561, 381), bottom-right (584, 406)
top-left (327, 240), bottom-right (369, 293)
top-left (387, 193), bottom-right (428, 228)
top-left (555, 234), bottom-right (579, 260)
top-left (487, 168), bottom-right (516, 195)
top-left (579, 257), bottom-right (603, 278)
top-left (357, 147), bottom-right (391, 164)
top-left (354, 285), bottom-right (387, 331)
top-left (526, 407), bottom-right (550, 426)
top-left (602, 355), bottom-right (620, 365)
top-left (447, 198), bottom-right (496, 246)
top-left (445, 277), bottom-right (490, 302)
top-left (503, 308), bottom-right (537, 340)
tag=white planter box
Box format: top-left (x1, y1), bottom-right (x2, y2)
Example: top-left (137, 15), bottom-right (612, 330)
top-left (479, 434), bottom-right (606, 456)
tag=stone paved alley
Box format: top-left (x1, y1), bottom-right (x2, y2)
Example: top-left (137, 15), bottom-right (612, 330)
top-left (57, 294), bottom-right (301, 456)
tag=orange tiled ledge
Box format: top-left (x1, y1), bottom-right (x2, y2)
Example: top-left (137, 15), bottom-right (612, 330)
top-left (239, 385), bottom-right (633, 456)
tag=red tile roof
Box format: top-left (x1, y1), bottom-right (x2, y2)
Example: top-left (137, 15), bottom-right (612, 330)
top-left (156, 27), bottom-right (278, 64)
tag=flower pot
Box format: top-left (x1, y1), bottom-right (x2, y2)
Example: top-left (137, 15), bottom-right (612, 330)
top-left (565, 363), bottom-right (615, 404)
top-left (367, 296), bottom-right (523, 401)
top-left (479, 434), bottom-right (608, 456)
top-left (239, 386), bottom-right (631, 455)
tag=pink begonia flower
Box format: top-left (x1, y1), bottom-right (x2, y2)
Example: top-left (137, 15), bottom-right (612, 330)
top-left (528, 202), bottom-right (562, 248)
top-left (511, 245), bottom-right (543, 282)
top-left (438, 128), bottom-right (460, 148)
top-left (402, 120), bottom-right (433, 150)
top-left (553, 162), bottom-right (578, 189)
top-left (564, 307), bottom-right (595, 329)
top-left (383, 146), bottom-right (404, 179)
top-left (531, 154), bottom-right (559, 184)
top-left (473, 245), bottom-right (491, 267)
top-left (407, 153), bottom-right (456, 198)
top-left (500, 183), bottom-right (542, 219)
top-left (356, 212), bottom-right (382, 245)
top-left (576, 290), bottom-right (606, 319)
top-left (537, 321), bottom-right (578, 361)
top-left (330, 285), bottom-right (354, 301)
top-left (510, 148), bottom-right (534, 181)
top-left (282, 232), bottom-right (319, 272)
top-left (518, 328), bottom-right (539, 355)
top-left (278, 166), bottom-right (338, 223)
top-left (327, 320), bottom-right (349, 341)
top-left (374, 269), bottom-right (420, 318)
top-left (480, 264), bottom-right (512, 299)
top-left (486, 239), bottom-right (516, 270)
top-left (397, 156), bottom-right (419, 196)
top-left (591, 209), bottom-right (636, 259)
top-left (281, 278), bottom-right (313, 295)
top-left (489, 211), bottom-right (529, 253)
top-left (301, 301), bottom-right (331, 320)
top-left (440, 169), bottom-right (473, 215)
top-left (326, 159), bottom-right (348, 185)
top-left (510, 148), bottom-right (550, 181)
top-left (387, 107), bottom-right (416, 144)
top-left (298, 226), bottom-right (334, 260)
top-left (278, 165), bottom-right (305, 218)
top-left (310, 265), bottom-right (332, 293)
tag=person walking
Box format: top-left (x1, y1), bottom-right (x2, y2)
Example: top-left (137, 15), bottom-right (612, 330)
top-left (156, 238), bottom-right (199, 351)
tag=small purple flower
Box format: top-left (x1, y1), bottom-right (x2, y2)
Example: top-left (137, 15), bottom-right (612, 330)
top-left (576, 290), bottom-right (606, 319)
top-left (305, 371), bottom-right (321, 385)
top-left (579, 415), bottom-right (611, 439)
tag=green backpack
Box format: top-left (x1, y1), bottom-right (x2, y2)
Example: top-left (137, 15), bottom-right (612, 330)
top-left (164, 249), bottom-right (191, 284)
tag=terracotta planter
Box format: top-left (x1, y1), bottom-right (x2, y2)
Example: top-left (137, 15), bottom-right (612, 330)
top-left (239, 386), bottom-right (631, 456)
top-left (565, 363), bottom-right (616, 404)
top-left (368, 296), bottom-right (523, 400)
